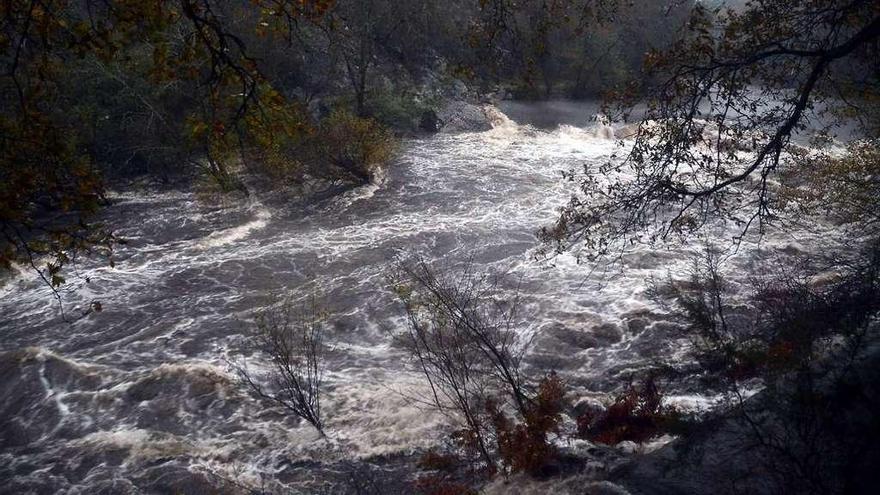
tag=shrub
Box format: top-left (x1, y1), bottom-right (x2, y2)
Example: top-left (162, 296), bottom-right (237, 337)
top-left (649, 242), bottom-right (880, 494)
top-left (365, 89), bottom-right (440, 132)
top-left (655, 243), bottom-right (880, 385)
top-left (232, 297), bottom-right (327, 436)
top-left (196, 156), bottom-right (249, 197)
top-left (393, 256), bottom-right (568, 478)
top-left (392, 256), bottom-right (532, 470)
top-left (576, 375), bottom-right (677, 445)
top-left (490, 372), bottom-right (565, 476)
top-left (312, 109), bottom-right (397, 185)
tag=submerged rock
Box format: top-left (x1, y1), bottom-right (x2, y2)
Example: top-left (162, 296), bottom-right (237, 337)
top-left (134, 463), bottom-right (243, 495)
top-left (449, 78), bottom-right (470, 99)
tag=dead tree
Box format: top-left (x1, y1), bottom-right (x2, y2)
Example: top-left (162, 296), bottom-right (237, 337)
top-left (234, 297), bottom-right (327, 437)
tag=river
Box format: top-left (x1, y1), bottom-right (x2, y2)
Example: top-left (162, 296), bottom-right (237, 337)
top-left (0, 102), bottom-right (842, 493)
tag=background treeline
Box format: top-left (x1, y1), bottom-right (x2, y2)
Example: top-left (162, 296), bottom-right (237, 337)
top-left (1, 0), bottom-right (692, 278)
top-left (35, 0), bottom-right (695, 183)
top-left (468, 0), bottom-right (693, 99)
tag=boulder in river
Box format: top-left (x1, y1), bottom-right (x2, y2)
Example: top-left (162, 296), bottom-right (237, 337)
top-left (437, 101), bottom-right (497, 133)
top-left (449, 78), bottom-right (470, 98)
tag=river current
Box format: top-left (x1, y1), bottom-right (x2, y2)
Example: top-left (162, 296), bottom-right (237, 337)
top-left (0, 103), bottom-right (842, 493)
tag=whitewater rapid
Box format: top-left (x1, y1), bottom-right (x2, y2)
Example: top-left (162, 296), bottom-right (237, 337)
top-left (0, 106), bottom-right (843, 493)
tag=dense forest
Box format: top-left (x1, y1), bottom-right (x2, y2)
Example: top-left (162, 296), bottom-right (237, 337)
top-left (1, 0), bottom-right (879, 494)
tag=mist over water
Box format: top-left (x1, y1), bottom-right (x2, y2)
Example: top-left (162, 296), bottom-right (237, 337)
top-left (498, 100), bottom-right (607, 128)
top-left (0, 104), bottom-right (841, 492)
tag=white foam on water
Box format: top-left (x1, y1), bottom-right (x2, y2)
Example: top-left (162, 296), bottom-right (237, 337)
top-left (37, 354), bottom-right (71, 419)
top-left (664, 393), bottom-right (724, 413)
top-left (321, 377), bottom-right (449, 457)
top-left (331, 166), bottom-right (390, 209)
top-left (75, 428), bottom-right (231, 462)
top-left (485, 104), bottom-right (518, 130)
top-left (199, 202), bottom-right (272, 249)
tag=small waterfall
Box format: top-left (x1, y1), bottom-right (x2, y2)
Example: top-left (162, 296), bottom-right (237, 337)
top-left (484, 105), bottom-right (517, 129)
top-left (588, 113), bottom-right (615, 139)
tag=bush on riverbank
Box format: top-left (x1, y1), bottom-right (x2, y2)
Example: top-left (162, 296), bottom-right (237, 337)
top-left (309, 110), bottom-right (398, 185)
top-left (363, 89), bottom-right (442, 134)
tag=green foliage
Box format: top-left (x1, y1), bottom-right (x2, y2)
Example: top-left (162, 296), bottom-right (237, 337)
top-left (365, 89), bottom-right (440, 132)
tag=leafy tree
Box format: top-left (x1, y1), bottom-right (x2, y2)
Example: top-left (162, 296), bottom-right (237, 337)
top-left (310, 108), bottom-right (396, 185)
top-left (0, 1), bottom-right (331, 282)
top-left (468, 0), bottom-right (691, 98)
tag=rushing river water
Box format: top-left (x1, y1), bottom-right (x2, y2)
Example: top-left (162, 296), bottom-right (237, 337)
top-left (0, 103), bottom-right (842, 493)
